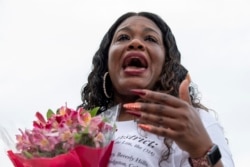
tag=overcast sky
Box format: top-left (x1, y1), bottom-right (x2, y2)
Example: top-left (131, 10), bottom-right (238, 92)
top-left (0, 0), bottom-right (249, 166)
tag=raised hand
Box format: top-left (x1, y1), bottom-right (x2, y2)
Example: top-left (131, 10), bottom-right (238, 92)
top-left (123, 74), bottom-right (213, 158)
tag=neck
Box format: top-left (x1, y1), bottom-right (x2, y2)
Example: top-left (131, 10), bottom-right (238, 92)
top-left (118, 107), bottom-right (137, 121)
top-left (113, 93), bottom-right (139, 104)
top-left (113, 94), bottom-right (139, 121)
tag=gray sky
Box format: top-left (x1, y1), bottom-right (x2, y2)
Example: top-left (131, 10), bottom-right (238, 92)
top-left (0, 0), bottom-right (249, 166)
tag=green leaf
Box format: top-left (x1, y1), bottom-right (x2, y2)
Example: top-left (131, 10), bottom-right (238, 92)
top-left (89, 107), bottom-right (99, 117)
top-left (83, 126), bottom-right (89, 134)
top-left (46, 109), bottom-right (55, 119)
top-left (23, 151), bottom-right (33, 159)
top-left (74, 133), bottom-right (81, 143)
top-left (102, 117), bottom-right (109, 122)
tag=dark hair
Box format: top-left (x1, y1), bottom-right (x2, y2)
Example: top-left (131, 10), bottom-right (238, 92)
top-left (79, 11), bottom-right (206, 165)
top-left (82, 12), bottom-right (183, 107)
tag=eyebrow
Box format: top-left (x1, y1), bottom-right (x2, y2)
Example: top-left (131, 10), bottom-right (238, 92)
top-left (116, 26), bottom-right (161, 36)
top-left (143, 27), bottom-right (161, 36)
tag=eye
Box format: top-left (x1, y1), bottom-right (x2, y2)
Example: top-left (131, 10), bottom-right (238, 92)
top-left (117, 34), bottom-right (130, 41)
top-left (145, 35), bottom-right (158, 43)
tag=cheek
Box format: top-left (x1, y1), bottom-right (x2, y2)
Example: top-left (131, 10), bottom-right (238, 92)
top-left (154, 56), bottom-right (165, 77)
top-left (108, 49), bottom-right (119, 71)
top-left (108, 48), bottom-right (115, 67)
top-left (155, 51), bottom-right (165, 70)
top-left (107, 55), bottom-right (112, 69)
top-left (108, 45), bottom-right (122, 67)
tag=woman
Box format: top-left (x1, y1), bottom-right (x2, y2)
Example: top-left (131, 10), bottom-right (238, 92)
top-left (80, 12), bottom-right (234, 167)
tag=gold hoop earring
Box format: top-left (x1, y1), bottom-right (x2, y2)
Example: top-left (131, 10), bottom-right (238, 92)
top-left (103, 72), bottom-right (112, 98)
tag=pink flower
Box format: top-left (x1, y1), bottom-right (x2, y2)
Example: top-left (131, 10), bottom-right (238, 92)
top-left (14, 105), bottom-right (117, 158)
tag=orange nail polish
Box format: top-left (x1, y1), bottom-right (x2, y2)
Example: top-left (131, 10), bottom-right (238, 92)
top-left (123, 103), bottom-right (141, 110)
top-left (138, 124), bottom-right (152, 131)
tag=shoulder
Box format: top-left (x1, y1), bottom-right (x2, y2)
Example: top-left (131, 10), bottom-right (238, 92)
top-left (196, 108), bottom-right (220, 127)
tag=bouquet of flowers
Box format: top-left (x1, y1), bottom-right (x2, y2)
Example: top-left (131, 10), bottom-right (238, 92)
top-left (7, 104), bottom-right (120, 167)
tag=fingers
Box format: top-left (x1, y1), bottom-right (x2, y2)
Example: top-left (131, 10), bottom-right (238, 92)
top-left (126, 73), bottom-right (193, 118)
top-left (123, 102), bottom-right (189, 135)
top-left (130, 73), bottom-right (192, 107)
top-left (139, 112), bottom-right (181, 130)
top-left (179, 73), bottom-right (192, 105)
top-left (130, 89), bottom-right (185, 108)
top-left (124, 73), bottom-right (193, 139)
top-left (123, 102), bottom-right (178, 118)
top-left (138, 123), bottom-right (177, 138)
top-left (185, 73), bottom-right (191, 84)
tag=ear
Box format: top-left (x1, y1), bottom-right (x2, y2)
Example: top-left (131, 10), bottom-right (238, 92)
top-left (179, 73), bottom-right (192, 104)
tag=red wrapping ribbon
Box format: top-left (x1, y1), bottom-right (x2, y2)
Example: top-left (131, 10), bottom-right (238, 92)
top-left (7, 141), bottom-right (114, 167)
top-left (75, 141), bottom-right (114, 167)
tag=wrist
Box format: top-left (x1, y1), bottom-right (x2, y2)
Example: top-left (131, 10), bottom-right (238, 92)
top-left (189, 143), bottom-right (213, 158)
top-left (188, 144), bottom-right (221, 167)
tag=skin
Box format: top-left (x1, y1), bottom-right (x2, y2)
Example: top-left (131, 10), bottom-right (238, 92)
top-left (108, 16), bottom-right (223, 166)
top-left (108, 16), bottom-right (165, 104)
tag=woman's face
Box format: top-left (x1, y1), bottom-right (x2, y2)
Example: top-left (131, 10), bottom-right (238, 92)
top-left (108, 16), bottom-right (165, 98)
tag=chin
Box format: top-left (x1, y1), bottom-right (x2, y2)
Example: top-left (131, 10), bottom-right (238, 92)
top-left (121, 84), bottom-right (148, 93)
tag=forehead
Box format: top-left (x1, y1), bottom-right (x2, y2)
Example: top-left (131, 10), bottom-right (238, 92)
top-left (115, 16), bottom-right (162, 35)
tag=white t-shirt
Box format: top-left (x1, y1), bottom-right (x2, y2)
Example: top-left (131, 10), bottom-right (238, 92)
top-left (108, 109), bottom-right (235, 167)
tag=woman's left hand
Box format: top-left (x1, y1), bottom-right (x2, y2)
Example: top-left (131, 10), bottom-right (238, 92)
top-left (123, 76), bottom-right (213, 158)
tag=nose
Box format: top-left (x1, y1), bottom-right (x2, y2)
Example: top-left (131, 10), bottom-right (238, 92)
top-left (128, 38), bottom-right (145, 50)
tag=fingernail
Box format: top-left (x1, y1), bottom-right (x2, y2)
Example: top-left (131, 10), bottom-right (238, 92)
top-left (185, 73), bottom-right (191, 83)
top-left (123, 103), bottom-right (141, 110)
top-left (126, 110), bottom-right (141, 117)
top-left (130, 89), bottom-right (146, 96)
top-left (138, 124), bottom-right (152, 131)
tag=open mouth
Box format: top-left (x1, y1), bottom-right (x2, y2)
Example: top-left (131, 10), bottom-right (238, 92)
top-left (123, 56), bottom-right (148, 69)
